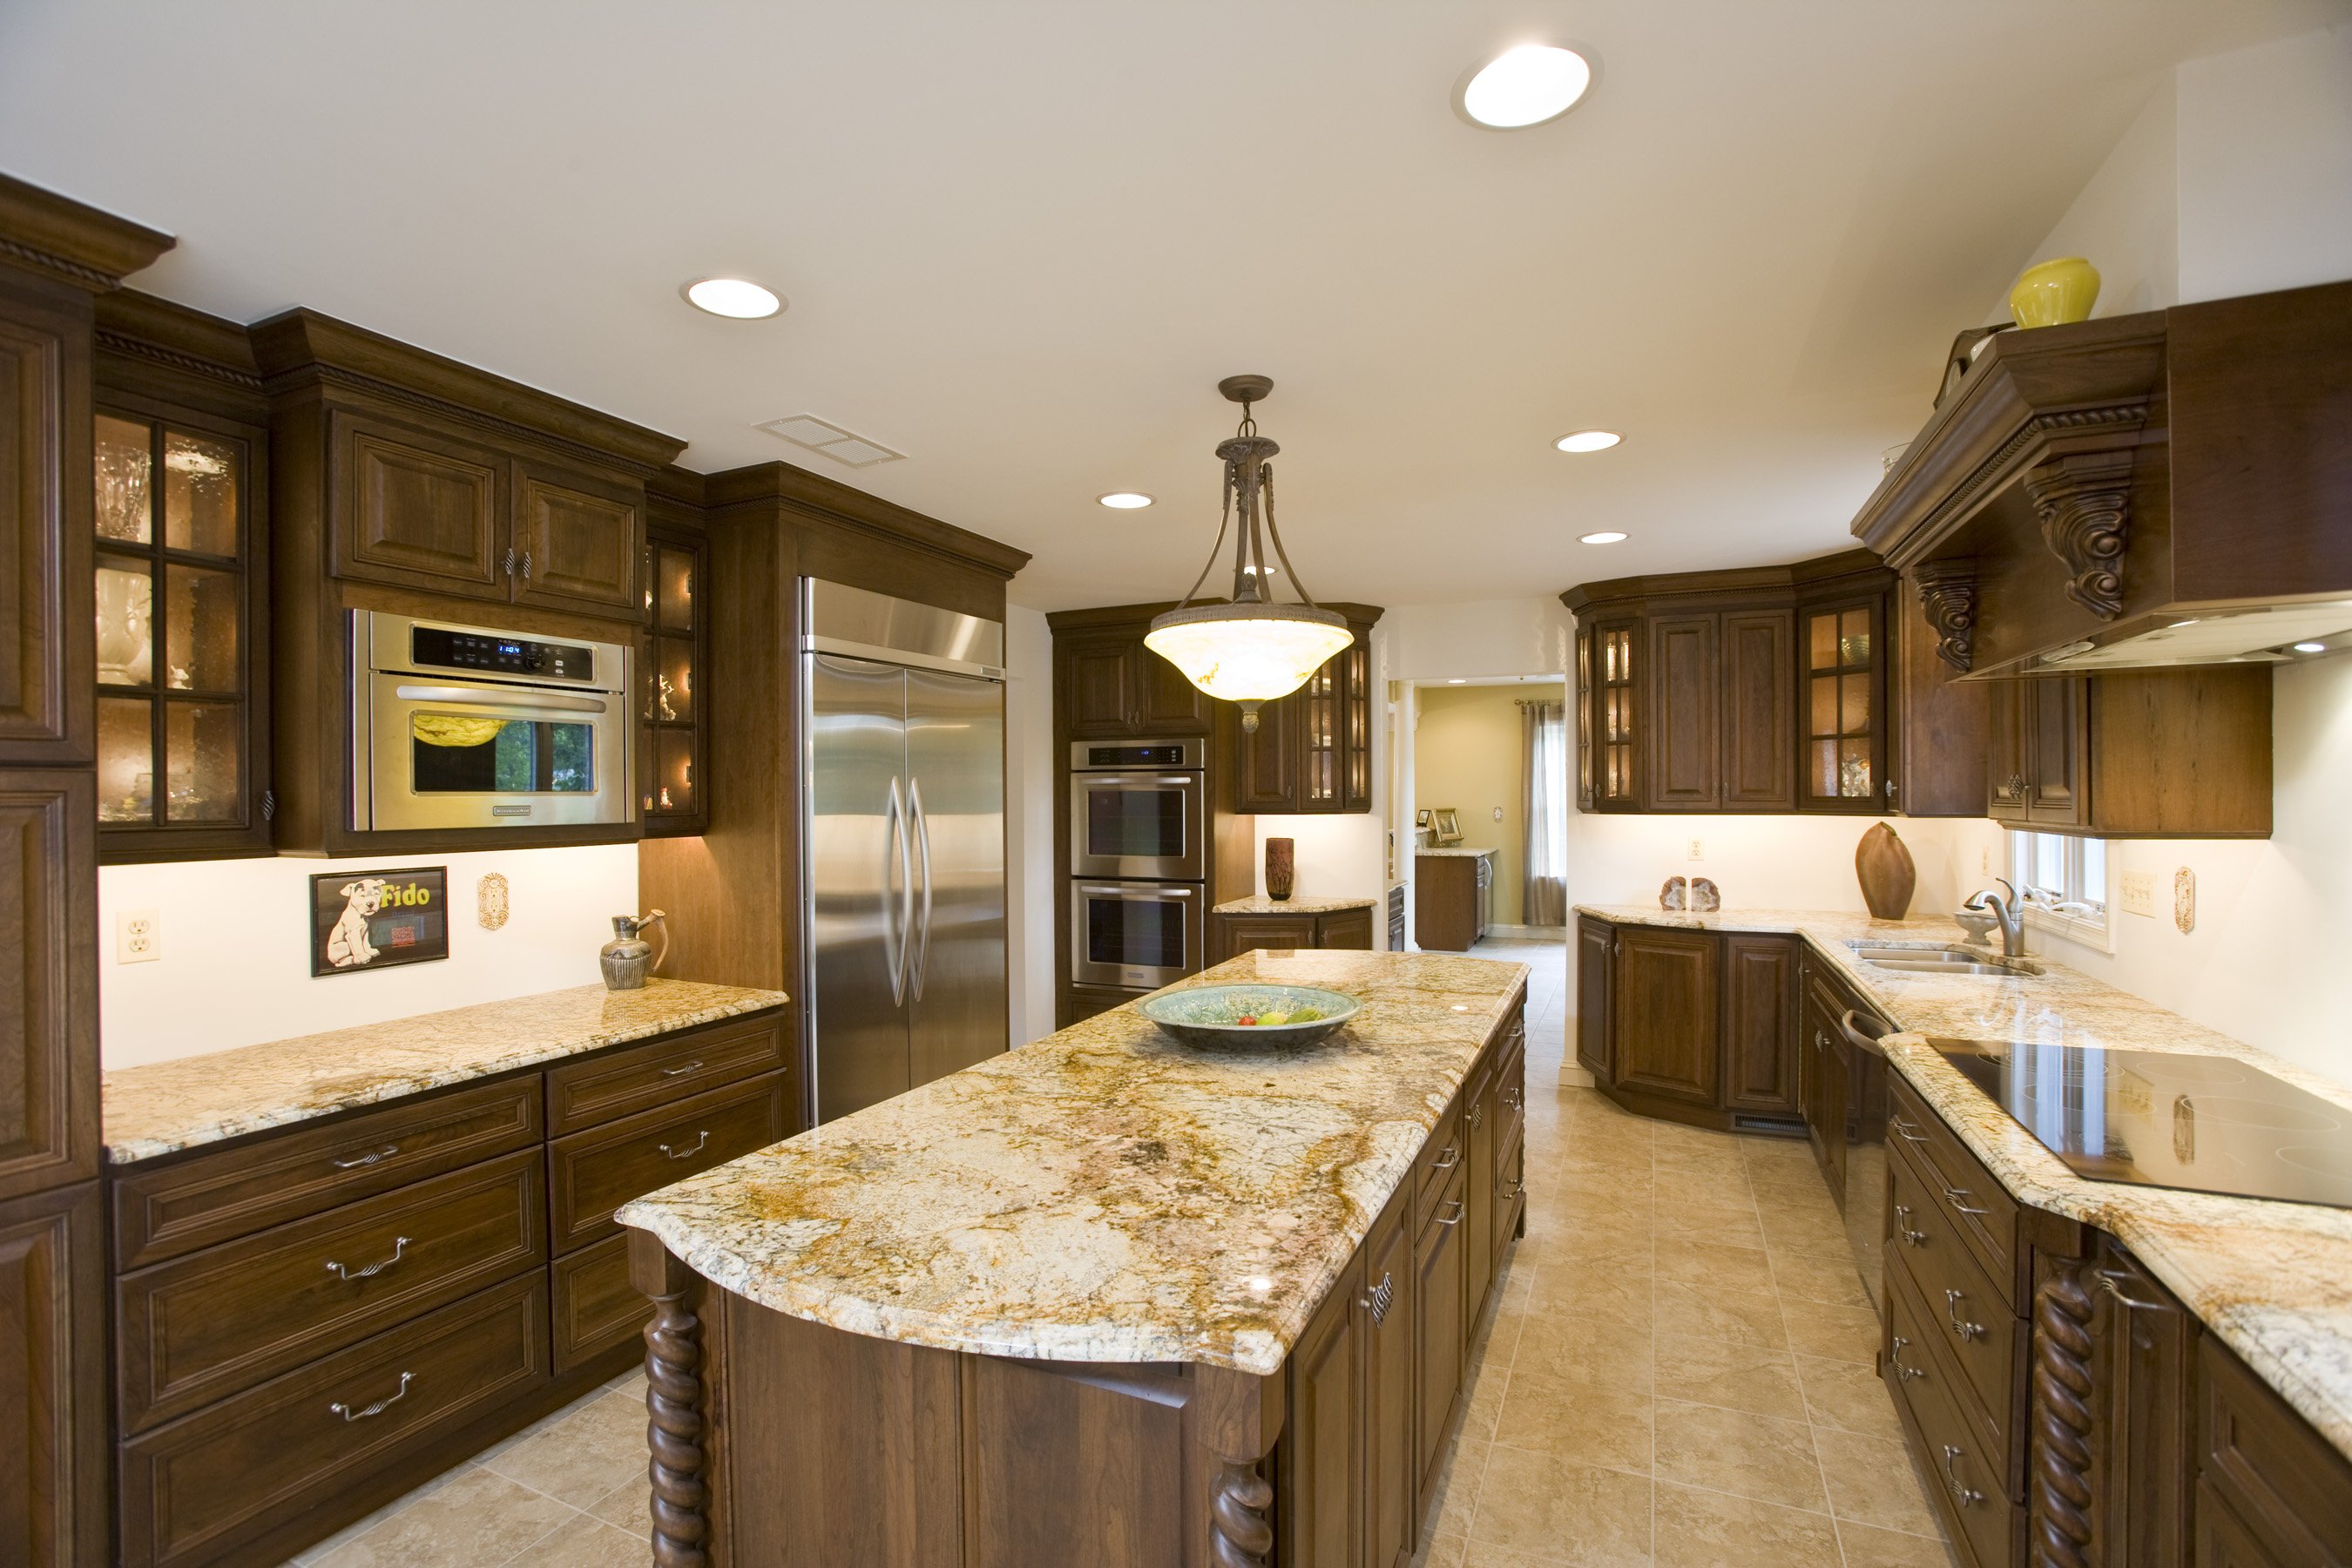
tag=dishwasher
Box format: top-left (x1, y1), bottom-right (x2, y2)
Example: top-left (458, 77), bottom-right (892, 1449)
top-left (1836, 1004), bottom-right (1893, 1316)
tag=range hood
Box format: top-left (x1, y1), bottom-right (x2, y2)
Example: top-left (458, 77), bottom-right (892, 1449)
top-left (1852, 279), bottom-right (2352, 679)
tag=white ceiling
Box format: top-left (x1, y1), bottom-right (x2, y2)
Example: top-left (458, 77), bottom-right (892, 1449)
top-left (2, 1), bottom-right (2338, 611)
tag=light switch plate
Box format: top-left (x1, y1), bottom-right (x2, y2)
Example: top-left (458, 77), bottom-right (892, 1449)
top-left (118, 910), bottom-right (160, 963)
top-left (2119, 871), bottom-right (2157, 918)
top-left (1492, 806), bottom-right (1504, 821)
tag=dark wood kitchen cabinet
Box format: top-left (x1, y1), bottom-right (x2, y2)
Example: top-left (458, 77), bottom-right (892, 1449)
top-left (1578, 912), bottom-right (1804, 1134)
top-left (1228, 607), bottom-right (1383, 814)
top-left (1414, 852), bottom-right (1492, 952)
top-left (1987, 668), bottom-right (2271, 839)
top-left (0, 1181), bottom-right (108, 1568)
top-left (1609, 926), bottom-right (1720, 1107)
top-left (1058, 625), bottom-right (1213, 739)
top-left (1645, 613), bottom-right (1720, 808)
top-left (1720, 934), bottom-right (1799, 1117)
top-left (640, 495), bottom-right (708, 837)
top-left (1574, 915), bottom-right (1613, 1079)
top-left (1575, 615), bottom-right (1640, 810)
top-left (1210, 903), bottom-right (1375, 963)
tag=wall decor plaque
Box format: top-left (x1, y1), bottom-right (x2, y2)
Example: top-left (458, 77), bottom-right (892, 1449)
top-left (312, 866), bottom-right (449, 976)
top-left (477, 871), bottom-right (511, 930)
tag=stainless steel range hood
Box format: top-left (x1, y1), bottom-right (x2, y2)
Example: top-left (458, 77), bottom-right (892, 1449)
top-left (2024, 600), bottom-right (2352, 673)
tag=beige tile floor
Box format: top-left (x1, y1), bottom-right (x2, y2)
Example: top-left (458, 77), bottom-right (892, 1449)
top-left (287, 934), bottom-right (1952, 1567)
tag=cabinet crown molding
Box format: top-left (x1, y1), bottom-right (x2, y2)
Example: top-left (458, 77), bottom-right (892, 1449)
top-left (705, 458), bottom-right (1034, 580)
top-left (0, 172), bottom-right (175, 291)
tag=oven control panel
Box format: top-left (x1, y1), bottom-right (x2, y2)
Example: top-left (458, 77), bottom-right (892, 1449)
top-left (1071, 739), bottom-right (1205, 771)
top-left (411, 625), bottom-right (596, 682)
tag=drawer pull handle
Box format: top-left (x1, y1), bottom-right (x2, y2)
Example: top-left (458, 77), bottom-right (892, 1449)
top-left (329, 1144), bottom-right (401, 1170)
top-left (1503, 1086), bottom-right (1523, 1111)
top-left (1467, 1104), bottom-right (1485, 1129)
top-left (1430, 1143), bottom-right (1460, 1171)
top-left (1890, 1116), bottom-right (1928, 1145)
top-left (1890, 1335), bottom-right (1924, 1382)
top-left (331, 1370), bottom-right (413, 1423)
top-left (1942, 1185), bottom-right (1990, 1217)
top-left (659, 1060), bottom-right (706, 1078)
top-left (1499, 1177), bottom-right (1523, 1202)
top-left (1938, 1444), bottom-right (1983, 1507)
top-left (1436, 1200), bottom-right (1465, 1227)
top-left (659, 1131), bottom-right (710, 1160)
top-left (1893, 1204), bottom-right (1927, 1247)
top-left (1943, 1288), bottom-right (1986, 1342)
top-left (326, 1236), bottom-right (411, 1282)
top-left (1360, 1270), bottom-right (1395, 1324)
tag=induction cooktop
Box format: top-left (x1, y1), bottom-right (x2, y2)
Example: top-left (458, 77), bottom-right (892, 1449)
top-left (1930, 1040), bottom-right (2352, 1210)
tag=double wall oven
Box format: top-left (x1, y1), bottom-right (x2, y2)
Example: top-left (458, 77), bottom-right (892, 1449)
top-left (1069, 739), bottom-right (1206, 990)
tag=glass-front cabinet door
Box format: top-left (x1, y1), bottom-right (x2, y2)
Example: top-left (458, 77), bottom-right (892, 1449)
top-left (640, 524), bottom-right (706, 836)
top-left (1594, 618), bottom-right (1639, 809)
top-left (93, 402), bottom-right (270, 860)
top-left (1799, 597), bottom-right (1884, 813)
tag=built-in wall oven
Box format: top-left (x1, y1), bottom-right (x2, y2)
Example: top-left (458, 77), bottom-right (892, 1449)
top-left (350, 610), bottom-right (632, 832)
top-left (1070, 879), bottom-right (1205, 990)
top-left (1068, 739), bottom-right (1206, 881)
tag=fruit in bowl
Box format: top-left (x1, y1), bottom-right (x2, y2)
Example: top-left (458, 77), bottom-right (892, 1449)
top-left (1139, 985), bottom-right (1360, 1049)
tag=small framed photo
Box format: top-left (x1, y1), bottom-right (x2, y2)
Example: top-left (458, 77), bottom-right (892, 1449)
top-left (1432, 808), bottom-right (1462, 844)
top-left (1415, 808), bottom-right (1432, 828)
top-left (312, 866), bottom-right (449, 977)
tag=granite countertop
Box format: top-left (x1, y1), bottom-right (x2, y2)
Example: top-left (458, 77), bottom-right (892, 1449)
top-left (1576, 902), bottom-right (2352, 1462)
top-left (619, 950), bottom-right (1528, 1375)
top-left (1416, 846), bottom-right (1496, 858)
top-left (103, 978), bottom-right (791, 1165)
top-left (1212, 894), bottom-right (1381, 915)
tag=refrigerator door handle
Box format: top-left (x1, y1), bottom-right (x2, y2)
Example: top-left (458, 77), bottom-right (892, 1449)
top-left (909, 776), bottom-right (935, 1004)
top-left (883, 775), bottom-right (909, 1007)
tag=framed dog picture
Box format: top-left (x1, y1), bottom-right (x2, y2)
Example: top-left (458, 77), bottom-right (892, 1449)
top-left (311, 866), bottom-right (450, 977)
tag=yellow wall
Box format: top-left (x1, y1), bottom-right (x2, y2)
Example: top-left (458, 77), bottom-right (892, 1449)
top-left (1413, 682), bottom-right (1565, 926)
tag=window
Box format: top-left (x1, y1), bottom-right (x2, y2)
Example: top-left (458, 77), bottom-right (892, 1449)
top-left (2007, 830), bottom-right (2109, 947)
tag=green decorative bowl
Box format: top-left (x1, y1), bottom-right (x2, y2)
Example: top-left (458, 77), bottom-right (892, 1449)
top-left (1139, 984), bottom-right (1362, 1050)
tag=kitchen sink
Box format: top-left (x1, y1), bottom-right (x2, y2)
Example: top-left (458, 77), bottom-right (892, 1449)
top-left (1853, 946), bottom-right (2043, 977)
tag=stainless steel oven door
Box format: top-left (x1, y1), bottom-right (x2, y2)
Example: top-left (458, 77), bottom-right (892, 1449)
top-left (1068, 771), bottom-right (1205, 881)
top-left (1070, 881), bottom-right (1203, 990)
top-left (356, 672), bottom-right (630, 831)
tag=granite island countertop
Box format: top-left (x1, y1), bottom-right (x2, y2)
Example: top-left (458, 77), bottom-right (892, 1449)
top-left (1576, 902), bottom-right (2352, 1462)
top-left (618, 949), bottom-right (1529, 1376)
top-left (1212, 893), bottom-right (1382, 915)
top-left (103, 978), bottom-right (791, 1164)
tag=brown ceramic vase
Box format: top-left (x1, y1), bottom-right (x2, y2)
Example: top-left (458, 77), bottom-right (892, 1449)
top-left (1266, 837), bottom-right (1295, 902)
top-left (1855, 823), bottom-right (1916, 920)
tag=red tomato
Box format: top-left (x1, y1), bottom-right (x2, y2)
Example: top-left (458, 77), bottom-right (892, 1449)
top-left (1236, 1015), bottom-right (1258, 1026)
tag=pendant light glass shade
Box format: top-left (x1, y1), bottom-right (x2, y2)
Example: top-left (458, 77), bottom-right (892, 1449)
top-left (1144, 601), bottom-right (1353, 705)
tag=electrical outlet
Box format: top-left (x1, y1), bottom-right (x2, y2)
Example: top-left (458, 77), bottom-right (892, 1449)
top-left (118, 909), bottom-right (160, 963)
top-left (2119, 871), bottom-right (2157, 918)
top-left (1492, 806), bottom-right (1503, 821)
top-left (1687, 838), bottom-right (1705, 862)
top-left (1979, 847), bottom-right (1991, 875)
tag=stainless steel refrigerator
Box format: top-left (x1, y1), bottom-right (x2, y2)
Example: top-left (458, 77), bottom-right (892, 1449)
top-left (800, 578), bottom-right (1009, 1125)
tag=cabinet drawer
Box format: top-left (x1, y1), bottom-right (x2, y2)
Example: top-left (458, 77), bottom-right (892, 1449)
top-left (1889, 1076), bottom-right (2022, 1308)
top-left (1883, 1278), bottom-right (2024, 1568)
top-left (117, 1148), bottom-right (545, 1433)
top-left (118, 1273), bottom-right (551, 1568)
top-left (2199, 1334), bottom-right (2352, 1568)
top-left (1415, 1098), bottom-right (1463, 1234)
top-left (1885, 1229), bottom-right (2019, 1504)
top-left (1494, 1121), bottom-right (1526, 1259)
top-left (1886, 1140), bottom-right (2024, 1466)
top-left (112, 1077), bottom-right (543, 1269)
top-left (544, 1011), bottom-right (786, 1136)
top-left (551, 1232), bottom-right (649, 1375)
top-left (547, 1071), bottom-right (787, 1253)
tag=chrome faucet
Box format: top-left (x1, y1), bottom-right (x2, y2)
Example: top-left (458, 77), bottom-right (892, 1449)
top-left (1963, 878), bottom-right (2026, 959)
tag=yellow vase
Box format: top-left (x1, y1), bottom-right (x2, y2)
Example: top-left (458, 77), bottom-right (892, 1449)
top-left (2009, 257), bottom-right (2101, 328)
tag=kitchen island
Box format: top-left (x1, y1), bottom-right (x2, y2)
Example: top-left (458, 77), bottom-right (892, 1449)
top-left (618, 948), bottom-right (1530, 1568)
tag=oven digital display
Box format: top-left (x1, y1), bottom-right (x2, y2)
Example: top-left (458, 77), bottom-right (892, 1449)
top-left (410, 626), bottom-right (596, 680)
top-left (1085, 745), bottom-right (1189, 767)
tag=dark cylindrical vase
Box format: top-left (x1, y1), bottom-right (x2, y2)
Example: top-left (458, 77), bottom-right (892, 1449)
top-left (1266, 837), bottom-right (1295, 902)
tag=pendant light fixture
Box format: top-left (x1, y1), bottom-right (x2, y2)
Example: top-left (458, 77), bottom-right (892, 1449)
top-left (1144, 375), bottom-right (1353, 732)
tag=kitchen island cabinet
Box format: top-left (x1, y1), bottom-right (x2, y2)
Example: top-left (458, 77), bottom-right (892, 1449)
top-left (1208, 894), bottom-right (1379, 962)
top-left (618, 949), bottom-right (1528, 1568)
top-left (1413, 848), bottom-right (1493, 951)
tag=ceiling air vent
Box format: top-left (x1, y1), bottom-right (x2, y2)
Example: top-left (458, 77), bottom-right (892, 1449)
top-left (754, 414), bottom-right (906, 469)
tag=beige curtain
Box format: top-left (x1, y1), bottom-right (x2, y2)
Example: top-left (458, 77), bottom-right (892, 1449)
top-left (1521, 700), bottom-right (1567, 926)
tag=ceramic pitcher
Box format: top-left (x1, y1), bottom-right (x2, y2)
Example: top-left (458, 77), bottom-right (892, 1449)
top-left (600, 909), bottom-right (669, 990)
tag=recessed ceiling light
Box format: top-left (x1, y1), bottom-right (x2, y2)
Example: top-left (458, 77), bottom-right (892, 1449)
top-left (1098, 491), bottom-right (1153, 510)
top-left (1556, 430), bottom-right (1621, 453)
top-left (1580, 531), bottom-right (1629, 544)
top-left (2293, 641), bottom-right (2328, 653)
top-left (1458, 44), bottom-right (1593, 130)
top-left (681, 278), bottom-right (783, 319)
top-left (1447, 678), bottom-right (1467, 684)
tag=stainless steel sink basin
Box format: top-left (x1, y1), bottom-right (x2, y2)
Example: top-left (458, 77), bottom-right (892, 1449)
top-left (1853, 946), bottom-right (2043, 977)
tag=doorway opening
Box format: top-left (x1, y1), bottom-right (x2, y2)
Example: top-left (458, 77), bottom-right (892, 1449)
top-left (1396, 674), bottom-right (1569, 957)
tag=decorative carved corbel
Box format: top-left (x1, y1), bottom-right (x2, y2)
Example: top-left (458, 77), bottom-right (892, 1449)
top-left (1911, 559), bottom-right (1979, 673)
top-left (2024, 450), bottom-right (2135, 620)
top-left (2030, 1260), bottom-right (2099, 1568)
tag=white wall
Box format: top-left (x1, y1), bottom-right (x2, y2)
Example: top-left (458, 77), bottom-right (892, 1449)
top-left (1994, 80), bottom-right (2180, 321)
top-left (1382, 598), bottom-right (1574, 683)
top-left (98, 844), bottom-right (637, 1068)
top-left (1567, 814), bottom-right (1984, 925)
top-left (2177, 25), bottom-right (2352, 303)
top-left (1252, 814), bottom-right (1388, 903)
top-left (1003, 605), bottom-right (1057, 1045)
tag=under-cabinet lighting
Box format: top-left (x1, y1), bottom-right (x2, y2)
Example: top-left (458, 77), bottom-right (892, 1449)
top-left (2294, 641), bottom-right (2328, 653)
top-left (681, 278), bottom-right (784, 319)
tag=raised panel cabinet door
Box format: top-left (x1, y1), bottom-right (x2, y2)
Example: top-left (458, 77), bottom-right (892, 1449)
top-left (1318, 906), bottom-right (1375, 951)
top-left (330, 409), bottom-right (506, 598)
top-left (1233, 688), bottom-right (1302, 811)
top-left (1134, 639), bottom-right (1211, 733)
top-left (0, 771), bottom-right (94, 1199)
top-left (1361, 1183), bottom-right (1414, 1568)
top-left (1644, 614), bottom-right (1720, 810)
top-left (1411, 1179), bottom-right (1469, 1522)
top-left (0, 275), bottom-right (93, 765)
top-left (1985, 679), bottom-right (2030, 823)
top-left (1611, 928), bottom-right (1720, 1105)
top-left (1462, 1064), bottom-right (1497, 1327)
top-left (1058, 632), bottom-right (1138, 737)
top-left (1280, 1246), bottom-right (1363, 1568)
top-left (1216, 913), bottom-right (1316, 963)
top-left (1720, 935), bottom-right (1798, 1115)
top-left (1338, 635), bottom-right (1373, 813)
top-left (1720, 610), bottom-right (1794, 811)
top-left (510, 459), bottom-right (643, 614)
top-left (1574, 917), bottom-right (1612, 1078)
top-left (2024, 676), bottom-right (2091, 828)
top-left (0, 1182), bottom-right (106, 1568)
